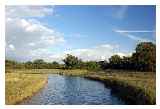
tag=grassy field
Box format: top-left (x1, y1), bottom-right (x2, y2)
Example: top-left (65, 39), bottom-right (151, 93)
top-left (5, 69), bottom-right (156, 105)
top-left (5, 72), bottom-right (48, 105)
top-left (6, 69), bottom-right (89, 76)
top-left (85, 70), bottom-right (156, 104)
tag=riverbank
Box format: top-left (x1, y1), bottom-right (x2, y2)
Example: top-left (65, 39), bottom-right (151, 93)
top-left (5, 72), bottom-right (48, 105)
top-left (6, 69), bottom-right (88, 76)
top-left (85, 71), bottom-right (156, 105)
top-left (5, 69), bottom-right (88, 104)
top-left (5, 69), bottom-right (156, 105)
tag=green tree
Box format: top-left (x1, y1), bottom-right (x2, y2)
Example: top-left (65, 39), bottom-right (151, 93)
top-left (25, 61), bottom-right (33, 69)
top-left (132, 42), bottom-right (156, 71)
top-left (51, 61), bottom-right (60, 69)
top-left (63, 54), bottom-right (81, 69)
top-left (5, 60), bottom-right (17, 69)
top-left (121, 56), bottom-right (133, 70)
top-left (84, 61), bottom-right (100, 70)
top-left (109, 55), bottom-right (122, 69)
top-left (33, 59), bottom-right (46, 69)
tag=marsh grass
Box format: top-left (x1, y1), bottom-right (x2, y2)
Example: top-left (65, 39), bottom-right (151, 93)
top-left (86, 71), bottom-right (156, 104)
top-left (5, 72), bottom-right (48, 105)
top-left (5, 69), bottom-right (155, 105)
top-left (6, 69), bottom-right (88, 76)
top-left (5, 69), bottom-right (88, 104)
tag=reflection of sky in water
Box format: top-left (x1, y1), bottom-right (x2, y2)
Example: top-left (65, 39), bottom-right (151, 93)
top-left (21, 74), bottom-right (124, 105)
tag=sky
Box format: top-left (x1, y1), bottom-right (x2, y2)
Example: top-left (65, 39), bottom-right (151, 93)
top-left (5, 5), bottom-right (156, 63)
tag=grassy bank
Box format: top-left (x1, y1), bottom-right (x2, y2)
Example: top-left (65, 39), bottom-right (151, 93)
top-left (85, 70), bottom-right (156, 104)
top-left (5, 72), bottom-right (48, 105)
top-left (5, 69), bottom-right (88, 104)
top-left (6, 69), bottom-right (89, 76)
top-left (5, 69), bottom-right (156, 105)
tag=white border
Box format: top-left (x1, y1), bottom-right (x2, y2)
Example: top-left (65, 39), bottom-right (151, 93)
top-left (0, 2), bottom-right (5, 109)
top-left (0, 0), bottom-right (160, 109)
top-left (5, 0), bottom-right (158, 5)
top-left (156, 5), bottom-right (160, 106)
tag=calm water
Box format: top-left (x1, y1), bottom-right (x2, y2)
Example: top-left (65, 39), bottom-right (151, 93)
top-left (21, 74), bottom-right (124, 105)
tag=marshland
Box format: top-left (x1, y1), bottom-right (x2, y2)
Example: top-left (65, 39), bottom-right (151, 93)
top-left (5, 6), bottom-right (156, 105)
top-left (5, 42), bottom-right (156, 105)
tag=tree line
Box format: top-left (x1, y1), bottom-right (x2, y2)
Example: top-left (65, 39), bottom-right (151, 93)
top-left (6, 42), bottom-right (156, 72)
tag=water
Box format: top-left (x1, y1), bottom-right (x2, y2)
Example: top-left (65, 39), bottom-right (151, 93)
top-left (21, 74), bottom-right (125, 105)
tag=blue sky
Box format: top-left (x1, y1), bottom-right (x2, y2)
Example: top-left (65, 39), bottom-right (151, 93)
top-left (6, 5), bottom-right (156, 62)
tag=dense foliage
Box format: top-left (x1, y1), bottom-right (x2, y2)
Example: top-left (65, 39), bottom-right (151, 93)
top-left (63, 54), bottom-right (82, 69)
top-left (6, 59), bottom-right (64, 69)
top-left (100, 42), bottom-right (156, 72)
top-left (6, 42), bottom-right (156, 72)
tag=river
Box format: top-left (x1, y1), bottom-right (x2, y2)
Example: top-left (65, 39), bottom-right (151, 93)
top-left (21, 74), bottom-right (125, 105)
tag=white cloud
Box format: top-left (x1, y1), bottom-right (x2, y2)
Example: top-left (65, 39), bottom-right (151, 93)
top-left (116, 52), bottom-right (131, 57)
top-left (5, 6), bottom-right (131, 63)
top-left (63, 44), bottom-right (129, 62)
top-left (6, 6), bottom-right (53, 18)
top-left (114, 29), bottom-right (155, 42)
top-left (31, 43), bottom-right (129, 63)
top-left (115, 30), bottom-right (155, 33)
top-left (8, 44), bottom-right (15, 51)
top-left (5, 6), bottom-right (66, 62)
top-left (115, 6), bottom-right (128, 19)
top-left (28, 42), bottom-right (36, 46)
top-left (72, 33), bottom-right (88, 38)
top-left (5, 17), bottom-right (65, 61)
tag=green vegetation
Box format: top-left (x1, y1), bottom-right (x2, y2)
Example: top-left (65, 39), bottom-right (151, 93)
top-left (5, 69), bottom-right (156, 105)
top-left (100, 42), bottom-right (156, 72)
top-left (85, 70), bottom-right (156, 104)
top-left (5, 72), bottom-right (47, 105)
top-left (5, 42), bottom-right (156, 105)
top-left (6, 42), bottom-right (156, 72)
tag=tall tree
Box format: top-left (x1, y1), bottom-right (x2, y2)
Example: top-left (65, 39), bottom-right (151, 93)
top-left (109, 55), bottom-right (122, 69)
top-left (133, 42), bottom-right (156, 71)
top-left (33, 59), bottom-right (46, 69)
top-left (63, 54), bottom-right (81, 69)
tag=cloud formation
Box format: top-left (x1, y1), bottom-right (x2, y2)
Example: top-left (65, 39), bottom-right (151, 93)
top-left (115, 6), bottom-right (128, 19)
top-left (6, 6), bottom-right (53, 18)
top-left (63, 44), bottom-right (129, 62)
top-left (115, 30), bottom-right (155, 33)
top-left (6, 6), bottom-right (65, 61)
top-left (114, 29), bottom-right (155, 42)
top-left (5, 6), bottom-right (131, 63)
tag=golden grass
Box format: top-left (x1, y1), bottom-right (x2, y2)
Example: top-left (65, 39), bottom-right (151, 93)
top-left (5, 69), bottom-right (155, 104)
top-left (5, 72), bottom-right (48, 105)
top-left (5, 69), bottom-right (87, 104)
top-left (6, 69), bottom-right (88, 76)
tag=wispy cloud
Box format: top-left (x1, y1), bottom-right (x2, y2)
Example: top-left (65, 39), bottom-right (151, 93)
top-left (6, 6), bottom-right (54, 18)
top-left (115, 30), bottom-right (155, 33)
top-left (63, 44), bottom-right (129, 62)
top-left (115, 6), bottom-right (128, 19)
top-left (114, 29), bottom-right (155, 42)
top-left (69, 33), bottom-right (88, 38)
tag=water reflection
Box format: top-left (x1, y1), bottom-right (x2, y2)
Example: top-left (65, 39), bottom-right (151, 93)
top-left (21, 74), bottom-right (124, 105)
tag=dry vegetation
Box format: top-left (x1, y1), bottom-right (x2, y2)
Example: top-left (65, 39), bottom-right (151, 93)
top-left (86, 70), bottom-right (156, 104)
top-left (5, 71), bottom-right (48, 105)
top-left (5, 69), bottom-right (156, 105)
top-left (6, 69), bottom-right (88, 75)
top-left (5, 69), bottom-right (88, 104)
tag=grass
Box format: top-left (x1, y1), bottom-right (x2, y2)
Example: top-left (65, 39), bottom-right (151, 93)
top-left (6, 69), bottom-right (89, 76)
top-left (5, 69), bottom-right (156, 105)
top-left (5, 69), bottom-right (88, 104)
top-left (85, 70), bottom-right (156, 104)
top-left (5, 72), bottom-right (48, 105)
